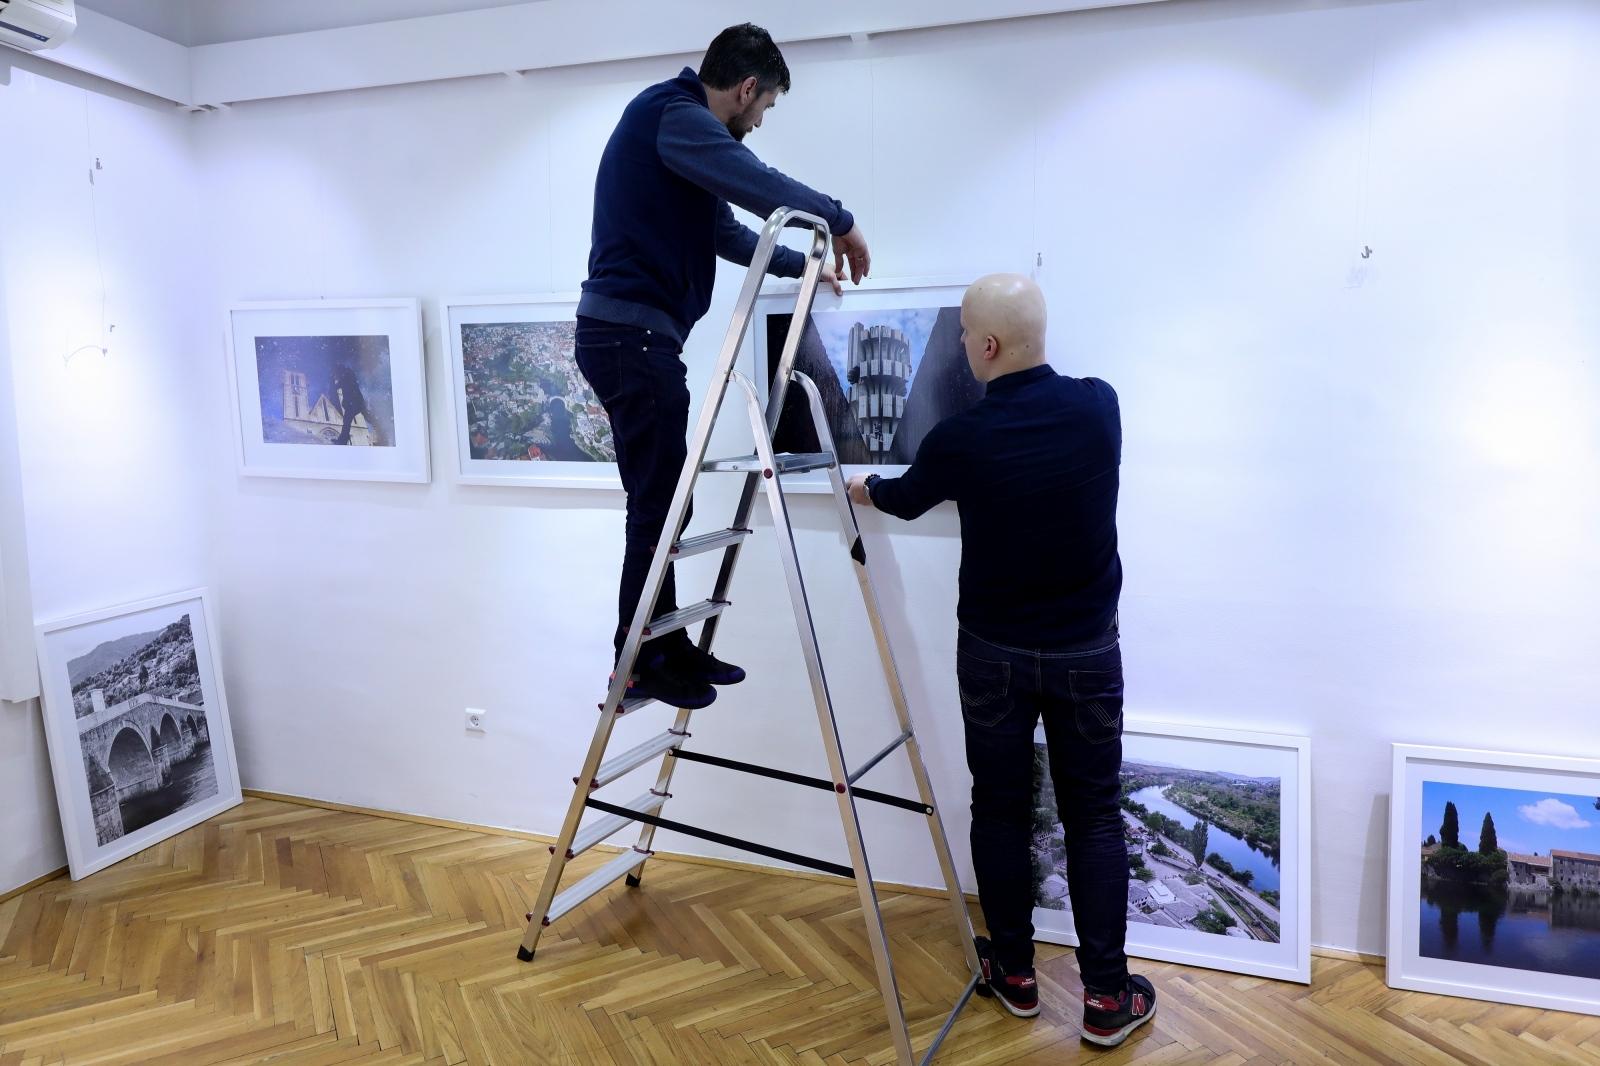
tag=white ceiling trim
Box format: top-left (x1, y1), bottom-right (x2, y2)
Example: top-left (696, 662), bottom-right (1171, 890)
top-left (12, 0), bottom-right (1174, 109)
top-left (10, 7), bottom-right (192, 104)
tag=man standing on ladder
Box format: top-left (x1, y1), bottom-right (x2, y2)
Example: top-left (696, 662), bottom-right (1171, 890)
top-left (576, 23), bottom-right (870, 710)
top-left (847, 274), bottom-right (1157, 1048)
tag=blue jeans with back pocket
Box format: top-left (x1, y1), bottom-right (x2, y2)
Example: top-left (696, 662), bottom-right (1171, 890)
top-left (958, 622), bottom-right (1130, 991)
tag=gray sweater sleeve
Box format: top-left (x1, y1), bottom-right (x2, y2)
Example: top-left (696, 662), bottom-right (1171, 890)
top-left (715, 202), bottom-right (807, 277)
top-left (659, 97), bottom-right (855, 238)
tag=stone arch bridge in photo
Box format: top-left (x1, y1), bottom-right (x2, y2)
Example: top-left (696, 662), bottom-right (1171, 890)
top-left (78, 689), bottom-right (208, 844)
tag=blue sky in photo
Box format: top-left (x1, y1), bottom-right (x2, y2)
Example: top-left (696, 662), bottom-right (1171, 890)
top-left (1421, 780), bottom-right (1600, 857)
top-left (809, 307), bottom-right (942, 384)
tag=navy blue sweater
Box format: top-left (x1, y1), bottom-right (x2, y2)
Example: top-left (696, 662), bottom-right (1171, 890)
top-left (868, 365), bottom-right (1123, 648)
top-left (578, 68), bottom-right (855, 344)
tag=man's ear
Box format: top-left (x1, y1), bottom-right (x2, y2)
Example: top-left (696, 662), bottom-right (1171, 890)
top-left (986, 336), bottom-right (1001, 362)
top-left (739, 75), bottom-right (759, 103)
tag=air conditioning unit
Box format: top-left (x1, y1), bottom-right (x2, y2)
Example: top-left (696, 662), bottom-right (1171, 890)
top-left (0, 0), bottom-right (76, 52)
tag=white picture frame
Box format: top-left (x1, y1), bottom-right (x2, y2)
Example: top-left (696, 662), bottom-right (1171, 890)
top-left (1032, 718), bottom-right (1313, 984)
top-left (748, 275), bottom-right (979, 494)
top-left (1387, 743), bottom-right (1600, 1017)
top-left (441, 294), bottom-right (620, 490)
top-left (224, 298), bottom-right (430, 483)
top-left (35, 589), bottom-right (243, 879)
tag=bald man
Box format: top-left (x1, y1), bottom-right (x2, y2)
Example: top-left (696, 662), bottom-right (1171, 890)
top-left (847, 274), bottom-right (1155, 1047)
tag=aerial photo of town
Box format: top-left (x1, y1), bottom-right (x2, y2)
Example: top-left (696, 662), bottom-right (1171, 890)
top-left (1034, 746), bottom-right (1283, 943)
top-left (459, 320), bottom-right (614, 463)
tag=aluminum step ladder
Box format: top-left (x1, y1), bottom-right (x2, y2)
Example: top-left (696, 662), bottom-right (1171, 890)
top-left (517, 206), bottom-right (985, 1065)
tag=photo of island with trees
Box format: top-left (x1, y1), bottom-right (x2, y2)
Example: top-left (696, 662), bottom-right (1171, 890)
top-left (1033, 737), bottom-right (1284, 944)
top-left (1418, 781), bottom-right (1600, 981)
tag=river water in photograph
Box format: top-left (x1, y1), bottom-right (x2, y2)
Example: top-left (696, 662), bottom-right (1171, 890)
top-left (118, 740), bottom-right (219, 837)
top-left (1420, 880), bottom-right (1600, 980)
top-left (1128, 785), bottom-right (1281, 892)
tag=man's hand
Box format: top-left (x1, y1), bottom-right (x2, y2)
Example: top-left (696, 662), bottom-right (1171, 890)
top-left (833, 225), bottom-right (871, 285)
top-left (819, 259), bottom-right (844, 297)
top-left (847, 474), bottom-right (875, 508)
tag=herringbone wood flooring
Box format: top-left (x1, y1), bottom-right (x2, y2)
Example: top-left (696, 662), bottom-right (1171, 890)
top-left (3, 798), bottom-right (1599, 1064)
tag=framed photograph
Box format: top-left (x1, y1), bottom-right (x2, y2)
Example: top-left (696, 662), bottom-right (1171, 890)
top-left (442, 295), bottom-right (618, 489)
top-left (1388, 744), bottom-right (1600, 1016)
top-left (750, 277), bottom-right (981, 493)
top-left (35, 589), bottom-right (242, 879)
top-left (1032, 719), bottom-right (1312, 983)
top-left (225, 298), bottom-right (430, 482)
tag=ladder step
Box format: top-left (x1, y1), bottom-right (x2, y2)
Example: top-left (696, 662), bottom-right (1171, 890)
top-left (640, 599), bottom-right (727, 640)
top-left (701, 451), bottom-right (835, 475)
top-left (671, 527), bottom-right (751, 559)
top-left (617, 688), bottom-right (656, 713)
top-left (568, 792), bottom-right (667, 858)
top-left (544, 849), bottom-right (650, 927)
top-left (581, 731), bottom-right (688, 790)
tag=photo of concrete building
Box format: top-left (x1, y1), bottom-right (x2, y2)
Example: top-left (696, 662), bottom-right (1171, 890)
top-left (764, 302), bottom-right (982, 466)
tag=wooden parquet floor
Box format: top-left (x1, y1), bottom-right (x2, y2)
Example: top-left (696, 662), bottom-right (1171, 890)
top-left (4, 798), bottom-right (1599, 1065)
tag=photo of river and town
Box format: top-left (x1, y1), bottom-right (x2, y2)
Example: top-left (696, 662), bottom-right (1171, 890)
top-left (1418, 781), bottom-right (1600, 981)
top-left (1033, 735), bottom-right (1284, 943)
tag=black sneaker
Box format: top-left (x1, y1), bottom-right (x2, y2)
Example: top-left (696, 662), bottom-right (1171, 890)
top-left (973, 936), bottom-right (1040, 1018)
top-left (669, 642), bottom-right (746, 686)
top-left (1082, 975), bottom-right (1156, 1047)
top-left (619, 654), bottom-right (717, 709)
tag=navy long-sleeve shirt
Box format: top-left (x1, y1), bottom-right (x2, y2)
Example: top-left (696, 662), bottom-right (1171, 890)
top-left (868, 364), bottom-right (1123, 648)
top-left (579, 68), bottom-right (854, 344)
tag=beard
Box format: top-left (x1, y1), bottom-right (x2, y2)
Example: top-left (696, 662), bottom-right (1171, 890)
top-left (724, 117), bottom-right (750, 142)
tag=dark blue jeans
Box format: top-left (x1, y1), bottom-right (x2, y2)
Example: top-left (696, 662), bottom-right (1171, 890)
top-left (574, 317), bottom-right (694, 657)
top-left (958, 623), bottom-right (1130, 992)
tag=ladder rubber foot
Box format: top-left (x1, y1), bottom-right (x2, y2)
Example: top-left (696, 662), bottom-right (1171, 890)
top-left (625, 874), bottom-right (643, 888)
top-left (516, 946), bottom-right (535, 962)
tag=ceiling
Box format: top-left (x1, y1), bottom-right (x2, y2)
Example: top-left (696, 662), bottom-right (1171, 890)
top-left (74, 0), bottom-right (544, 46)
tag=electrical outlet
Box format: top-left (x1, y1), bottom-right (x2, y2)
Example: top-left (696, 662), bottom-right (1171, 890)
top-left (465, 708), bottom-right (487, 733)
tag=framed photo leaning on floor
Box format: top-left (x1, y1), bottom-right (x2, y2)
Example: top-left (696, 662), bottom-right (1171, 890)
top-left (35, 589), bottom-right (242, 879)
top-left (1388, 743), bottom-right (1600, 1016)
top-left (1032, 718), bottom-right (1313, 984)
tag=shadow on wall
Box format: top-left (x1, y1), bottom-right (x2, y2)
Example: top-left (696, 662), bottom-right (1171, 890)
top-left (1359, 791), bottom-right (1390, 955)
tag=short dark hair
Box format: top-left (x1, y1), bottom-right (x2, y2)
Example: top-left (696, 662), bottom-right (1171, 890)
top-left (699, 23), bottom-right (791, 96)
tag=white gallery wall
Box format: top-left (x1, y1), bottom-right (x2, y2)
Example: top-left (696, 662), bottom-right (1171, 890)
top-left (0, 54), bottom-right (216, 892)
top-left (189, 0), bottom-right (1600, 957)
top-left (1, 0), bottom-right (1595, 961)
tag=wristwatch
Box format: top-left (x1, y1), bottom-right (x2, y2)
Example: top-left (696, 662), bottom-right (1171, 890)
top-left (863, 473), bottom-right (882, 500)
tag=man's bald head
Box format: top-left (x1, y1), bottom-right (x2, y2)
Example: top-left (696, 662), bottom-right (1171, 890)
top-left (959, 273), bottom-right (1048, 383)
